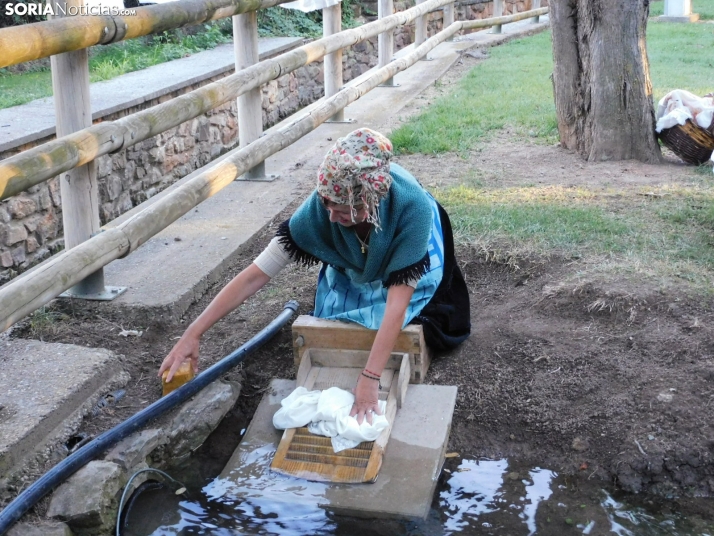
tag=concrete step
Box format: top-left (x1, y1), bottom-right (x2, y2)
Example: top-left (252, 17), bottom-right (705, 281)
top-left (211, 379), bottom-right (457, 520)
top-left (0, 338), bottom-right (129, 495)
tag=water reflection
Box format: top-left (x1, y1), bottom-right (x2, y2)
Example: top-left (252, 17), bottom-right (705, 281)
top-left (600, 492), bottom-right (712, 536)
top-left (203, 445), bottom-right (336, 535)
top-left (438, 458), bottom-right (507, 533)
top-left (121, 451), bottom-right (713, 535)
top-left (522, 468), bottom-right (556, 535)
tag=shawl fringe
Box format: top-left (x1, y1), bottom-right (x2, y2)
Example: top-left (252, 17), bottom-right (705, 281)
top-left (384, 252), bottom-right (431, 288)
top-left (276, 220), bottom-right (322, 267)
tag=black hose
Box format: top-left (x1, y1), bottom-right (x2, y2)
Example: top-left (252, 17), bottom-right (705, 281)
top-left (0, 300), bottom-right (299, 535)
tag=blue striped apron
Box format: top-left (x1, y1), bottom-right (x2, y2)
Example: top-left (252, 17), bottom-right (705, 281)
top-left (313, 193), bottom-right (444, 329)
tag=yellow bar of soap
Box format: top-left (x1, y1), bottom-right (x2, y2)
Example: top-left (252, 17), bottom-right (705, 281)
top-left (161, 361), bottom-right (195, 396)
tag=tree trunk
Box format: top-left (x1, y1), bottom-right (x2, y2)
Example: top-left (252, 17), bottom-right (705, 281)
top-left (550, 0), bottom-right (662, 163)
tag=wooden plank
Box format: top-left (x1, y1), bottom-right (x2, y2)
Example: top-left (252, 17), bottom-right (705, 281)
top-left (292, 316), bottom-right (422, 357)
top-left (234, 10), bottom-right (267, 178)
top-left (443, 2), bottom-right (455, 41)
top-left (312, 367), bottom-right (395, 395)
top-left (362, 372), bottom-right (399, 483)
top-left (323, 3), bottom-right (344, 122)
top-left (306, 348), bottom-right (406, 371)
top-left (459, 7), bottom-right (547, 31)
top-left (397, 354), bottom-right (410, 409)
top-left (492, 0), bottom-right (504, 33)
top-left (378, 0), bottom-right (395, 85)
top-left (271, 426), bottom-right (298, 475)
top-left (415, 0), bottom-right (428, 47)
top-left (295, 346), bottom-right (312, 386)
top-left (303, 367), bottom-right (320, 390)
top-left (292, 316), bottom-right (430, 383)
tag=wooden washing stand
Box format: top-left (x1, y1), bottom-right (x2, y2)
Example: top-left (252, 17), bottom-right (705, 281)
top-left (269, 315), bottom-right (431, 484)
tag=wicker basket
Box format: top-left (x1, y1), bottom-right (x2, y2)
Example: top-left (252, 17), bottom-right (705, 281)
top-left (658, 120), bottom-right (714, 165)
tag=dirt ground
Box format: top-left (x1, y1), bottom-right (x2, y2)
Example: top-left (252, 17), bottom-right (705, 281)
top-left (7, 53), bottom-right (714, 524)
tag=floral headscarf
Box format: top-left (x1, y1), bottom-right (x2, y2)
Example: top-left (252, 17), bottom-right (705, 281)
top-left (316, 128), bottom-right (393, 230)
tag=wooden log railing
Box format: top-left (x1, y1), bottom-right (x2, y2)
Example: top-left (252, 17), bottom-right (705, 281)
top-left (0, 0), bottom-right (295, 69)
top-left (0, 7), bottom-right (549, 332)
top-left (0, 0), bottom-right (458, 201)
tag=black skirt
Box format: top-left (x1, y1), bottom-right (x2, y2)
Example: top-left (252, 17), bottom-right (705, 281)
top-left (410, 202), bottom-right (471, 351)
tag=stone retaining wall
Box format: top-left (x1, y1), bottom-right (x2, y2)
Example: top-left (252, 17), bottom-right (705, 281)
top-left (0, 0), bottom-right (546, 285)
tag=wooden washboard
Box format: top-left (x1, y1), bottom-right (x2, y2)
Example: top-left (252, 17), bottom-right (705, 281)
top-left (270, 348), bottom-right (410, 483)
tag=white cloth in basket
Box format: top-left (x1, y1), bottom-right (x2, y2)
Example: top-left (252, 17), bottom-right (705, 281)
top-left (656, 89), bottom-right (714, 133)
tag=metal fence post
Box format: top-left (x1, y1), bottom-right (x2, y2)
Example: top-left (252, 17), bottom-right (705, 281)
top-left (50, 0), bottom-right (125, 301)
top-left (378, 0), bottom-right (397, 86)
top-left (530, 0), bottom-right (540, 23)
top-left (234, 11), bottom-right (276, 180)
top-left (491, 0), bottom-right (503, 33)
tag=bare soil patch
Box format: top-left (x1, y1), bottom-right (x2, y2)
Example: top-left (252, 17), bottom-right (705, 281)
top-left (6, 51), bottom-right (714, 525)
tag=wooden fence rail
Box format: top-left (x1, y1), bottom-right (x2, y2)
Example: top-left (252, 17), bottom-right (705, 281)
top-left (0, 0), bottom-right (295, 69)
top-left (0, 0), bottom-right (456, 201)
top-left (0, 7), bottom-right (548, 332)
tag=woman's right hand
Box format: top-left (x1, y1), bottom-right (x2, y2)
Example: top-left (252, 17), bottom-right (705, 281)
top-left (159, 330), bottom-right (200, 383)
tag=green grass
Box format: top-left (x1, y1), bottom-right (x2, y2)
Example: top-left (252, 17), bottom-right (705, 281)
top-left (647, 21), bottom-right (714, 101)
top-left (0, 70), bottom-right (53, 108)
top-left (434, 183), bottom-right (714, 287)
top-left (649, 0), bottom-right (714, 20)
top-left (391, 32), bottom-right (559, 156)
top-left (442, 193), bottom-right (630, 254)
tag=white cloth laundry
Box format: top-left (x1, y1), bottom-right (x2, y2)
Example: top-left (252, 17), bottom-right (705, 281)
top-left (656, 89), bottom-right (714, 133)
top-left (273, 386), bottom-right (388, 453)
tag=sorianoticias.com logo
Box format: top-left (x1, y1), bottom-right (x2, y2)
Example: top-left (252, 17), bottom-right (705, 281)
top-left (4, 2), bottom-right (136, 16)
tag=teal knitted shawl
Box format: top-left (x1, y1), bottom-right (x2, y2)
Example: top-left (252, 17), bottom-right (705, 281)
top-left (277, 164), bottom-right (433, 286)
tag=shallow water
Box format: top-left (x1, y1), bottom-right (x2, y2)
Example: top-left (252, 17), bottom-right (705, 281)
top-left (121, 451), bottom-right (714, 536)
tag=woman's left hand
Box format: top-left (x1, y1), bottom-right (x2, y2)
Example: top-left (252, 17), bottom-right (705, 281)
top-left (350, 374), bottom-right (382, 425)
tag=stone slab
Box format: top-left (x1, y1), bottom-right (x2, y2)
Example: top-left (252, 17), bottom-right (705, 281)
top-left (214, 379), bottom-right (457, 520)
top-left (0, 38), bottom-right (304, 153)
top-left (0, 338), bottom-right (129, 482)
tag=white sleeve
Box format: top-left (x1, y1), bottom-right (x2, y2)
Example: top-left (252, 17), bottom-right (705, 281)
top-left (253, 236), bottom-right (293, 278)
top-left (406, 276), bottom-right (420, 289)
